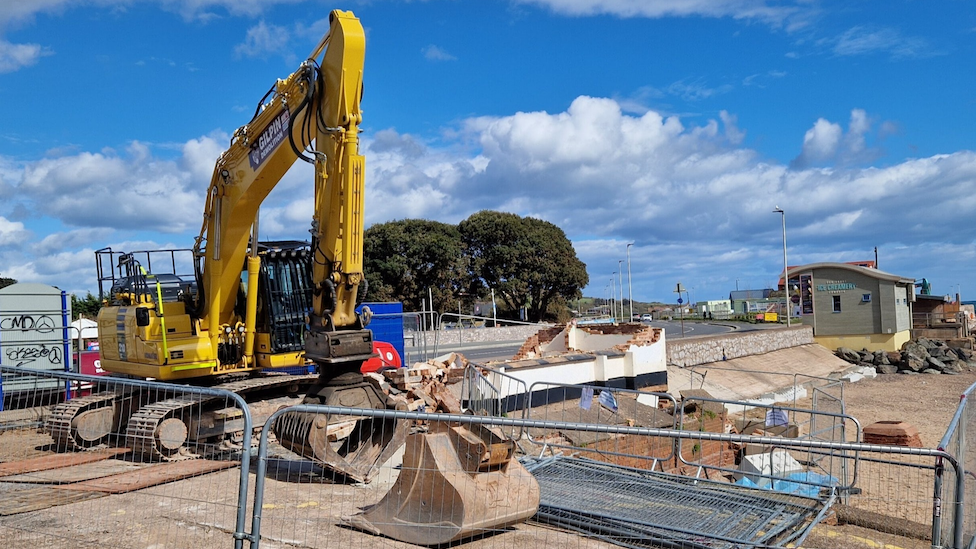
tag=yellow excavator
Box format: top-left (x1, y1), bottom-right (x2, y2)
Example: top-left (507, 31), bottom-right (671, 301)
top-left (46, 9), bottom-right (537, 542)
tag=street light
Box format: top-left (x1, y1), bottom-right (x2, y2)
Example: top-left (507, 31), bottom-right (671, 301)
top-left (618, 260), bottom-right (624, 321)
top-left (611, 273), bottom-right (616, 323)
top-left (626, 243), bottom-right (633, 322)
top-left (773, 206), bottom-right (790, 327)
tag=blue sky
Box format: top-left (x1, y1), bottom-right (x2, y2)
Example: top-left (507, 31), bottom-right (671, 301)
top-left (1, 0), bottom-right (974, 305)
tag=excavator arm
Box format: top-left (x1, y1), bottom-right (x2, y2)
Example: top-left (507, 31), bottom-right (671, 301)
top-left (194, 10), bottom-right (371, 368)
top-left (69, 11), bottom-right (537, 538)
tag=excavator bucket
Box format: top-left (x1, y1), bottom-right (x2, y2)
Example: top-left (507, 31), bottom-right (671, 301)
top-left (343, 422), bottom-right (540, 545)
top-left (274, 409), bottom-right (408, 484)
top-left (274, 377), bottom-right (409, 483)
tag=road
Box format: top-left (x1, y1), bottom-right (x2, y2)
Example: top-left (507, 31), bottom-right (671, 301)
top-left (404, 342), bottom-right (523, 364)
top-left (405, 320), bottom-right (755, 364)
top-left (643, 320), bottom-right (736, 339)
top-left (404, 320), bottom-right (791, 364)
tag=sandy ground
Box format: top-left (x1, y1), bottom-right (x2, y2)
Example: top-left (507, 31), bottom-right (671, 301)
top-left (833, 369), bottom-right (976, 448)
top-left (799, 369), bottom-right (976, 549)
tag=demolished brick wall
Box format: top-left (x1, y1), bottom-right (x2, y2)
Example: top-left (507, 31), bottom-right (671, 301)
top-left (514, 323), bottom-right (663, 360)
top-left (513, 325), bottom-right (566, 360)
top-left (585, 410), bottom-right (736, 478)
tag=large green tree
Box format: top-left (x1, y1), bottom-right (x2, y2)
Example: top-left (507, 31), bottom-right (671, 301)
top-left (71, 292), bottom-right (102, 320)
top-left (363, 219), bottom-right (467, 313)
top-left (459, 211), bottom-right (588, 322)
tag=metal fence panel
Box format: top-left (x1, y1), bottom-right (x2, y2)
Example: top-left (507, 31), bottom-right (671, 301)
top-left (2, 364), bottom-right (969, 549)
top-left (0, 366), bottom-right (255, 549)
top-left (936, 380), bottom-right (976, 549)
top-left (252, 405), bottom-right (958, 549)
top-left (524, 381), bottom-right (677, 469)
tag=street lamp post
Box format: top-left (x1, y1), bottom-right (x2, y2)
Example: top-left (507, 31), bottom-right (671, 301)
top-left (626, 243), bottom-right (633, 322)
top-left (773, 206), bottom-right (790, 327)
top-left (611, 274), bottom-right (616, 323)
top-left (618, 260), bottom-right (624, 321)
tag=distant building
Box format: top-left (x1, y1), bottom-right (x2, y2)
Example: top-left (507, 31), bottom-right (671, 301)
top-left (913, 294), bottom-right (968, 339)
top-left (697, 299), bottom-right (732, 319)
top-left (729, 289), bottom-right (774, 316)
top-left (785, 262), bottom-right (914, 352)
top-left (778, 260), bottom-right (876, 290)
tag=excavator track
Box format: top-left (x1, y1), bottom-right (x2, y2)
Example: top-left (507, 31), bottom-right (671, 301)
top-left (126, 396), bottom-right (205, 460)
top-left (48, 390), bottom-right (132, 451)
top-left (45, 374), bottom-right (317, 461)
top-left (124, 374), bottom-right (318, 461)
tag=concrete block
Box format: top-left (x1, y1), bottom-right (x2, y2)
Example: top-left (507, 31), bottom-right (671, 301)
top-left (739, 449), bottom-right (804, 487)
top-left (636, 393), bottom-right (659, 408)
top-left (856, 365), bottom-right (878, 379)
top-left (840, 371), bottom-right (863, 383)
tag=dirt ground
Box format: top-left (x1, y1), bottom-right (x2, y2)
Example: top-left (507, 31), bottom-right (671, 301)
top-left (831, 369), bottom-right (976, 448)
top-left (798, 369), bottom-right (976, 549)
top-left (1, 369), bottom-right (974, 549)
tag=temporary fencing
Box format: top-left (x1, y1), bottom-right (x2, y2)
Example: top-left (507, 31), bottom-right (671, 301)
top-left (0, 365), bottom-right (256, 549)
top-left (2, 362), bottom-right (975, 549)
top-left (935, 379), bottom-right (976, 548)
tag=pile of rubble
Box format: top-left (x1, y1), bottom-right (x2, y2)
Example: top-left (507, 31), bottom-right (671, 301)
top-left (835, 338), bottom-right (976, 375)
top-left (365, 353), bottom-right (467, 413)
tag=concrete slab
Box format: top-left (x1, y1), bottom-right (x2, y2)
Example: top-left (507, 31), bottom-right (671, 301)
top-left (667, 343), bottom-right (852, 404)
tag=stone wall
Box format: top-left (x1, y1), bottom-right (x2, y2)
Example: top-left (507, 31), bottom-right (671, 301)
top-left (667, 325), bottom-right (814, 367)
top-left (410, 325), bottom-right (546, 348)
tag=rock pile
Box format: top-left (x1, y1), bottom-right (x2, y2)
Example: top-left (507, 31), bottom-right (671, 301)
top-left (835, 338), bottom-right (976, 375)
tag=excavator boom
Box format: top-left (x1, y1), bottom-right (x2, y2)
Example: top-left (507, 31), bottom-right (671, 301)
top-left (49, 9), bottom-right (538, 542)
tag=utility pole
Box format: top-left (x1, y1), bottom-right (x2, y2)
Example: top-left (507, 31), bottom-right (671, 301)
top-left (626, 243), bottom-right (634, 322)
top-left (773, 206), bottom-right (790, 327)
top-left (611, 274), bottom-right (616, 323)
top-left (675, 282), bottom-right (686, 338)
top-left (618, 260), bottom-right (624, 321)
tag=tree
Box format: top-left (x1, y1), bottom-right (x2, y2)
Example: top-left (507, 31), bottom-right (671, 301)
top-left (459, 211), bottom-right (588, 322)
top-left (363, 219), bottom-right (467, 313)
top-left (0, 276), bottom-right (16, 290)
top-left (72, 292), bottom-right (102, 320)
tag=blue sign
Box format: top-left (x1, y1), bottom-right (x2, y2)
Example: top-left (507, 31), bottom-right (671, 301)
top-left (677, 298), bottom-right (683, 304)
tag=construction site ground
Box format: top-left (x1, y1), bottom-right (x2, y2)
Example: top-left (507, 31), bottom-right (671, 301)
top-left (1, 356), bottom-right (973, 549)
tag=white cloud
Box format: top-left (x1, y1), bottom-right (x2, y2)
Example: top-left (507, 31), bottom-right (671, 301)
top-left (234, 20), bottom-right (290, 58)
top-left (4, 96), bottom-right (976, 301)
top-left (0, 39), bottom-right (49, 72)
top-left (422, 45), bottom-right (457, 62)
top-left (830, 25), bottom-right (935, 59)
top-left (666, 79), bottom-right (732, 101)
top-left (12, 140), bottom-right (206, 233)
top-left (0, 0), bottom-right (74, 28)
top-left (719, 110), bottom-right (744, 145)
top-left (515, 0), bottom-right (803, 27)
top-left (180, 132), bottom-right (228, 182)
top-left (0, 216), bottom-right (30, 247)
top-left (795, 118), bottom-right (842, 166)
top-left (790, 109), bottom-right (888, 169)
top-left (351, 97), bottom-right (976, 299)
